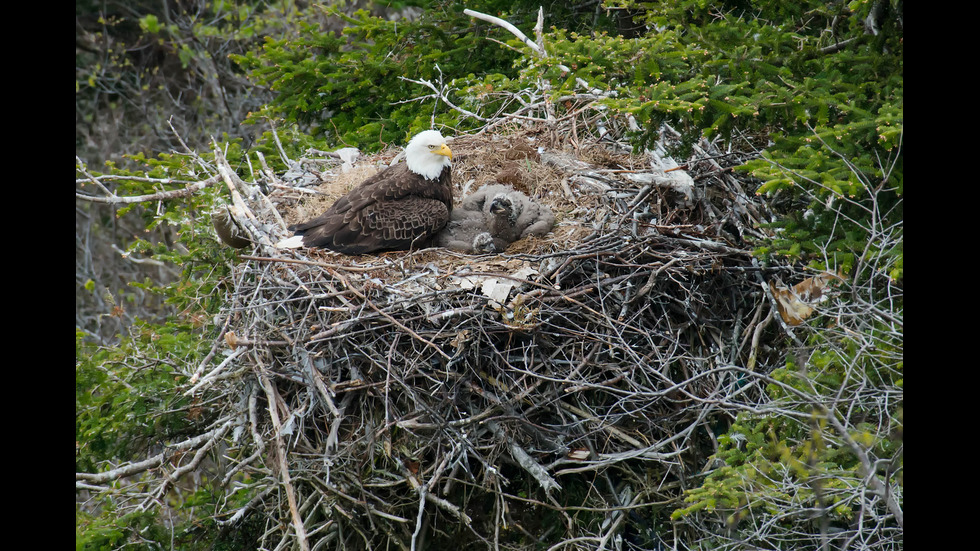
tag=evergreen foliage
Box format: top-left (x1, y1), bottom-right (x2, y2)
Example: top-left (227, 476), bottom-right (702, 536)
top-left (606, 0), bottom-right (903, 277)
top-left (233, 0), bottom-right (622, 149)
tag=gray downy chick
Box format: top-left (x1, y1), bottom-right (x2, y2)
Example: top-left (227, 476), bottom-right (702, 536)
top-left (441, 184), bottom-right (555, 253)
top-left (432, 208), bottom-right (500, 253)
top-left (471, 184), bottom-right (555, 243)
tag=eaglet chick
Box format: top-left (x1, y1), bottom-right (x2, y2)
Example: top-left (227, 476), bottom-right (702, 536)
top-left (435, 184), bottom-right (554, 254)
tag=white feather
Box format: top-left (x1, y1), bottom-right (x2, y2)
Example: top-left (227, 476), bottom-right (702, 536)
top-left (405, 130), bottom-right (452, 180)
top-left (276, 235), bottom-right (305, 249)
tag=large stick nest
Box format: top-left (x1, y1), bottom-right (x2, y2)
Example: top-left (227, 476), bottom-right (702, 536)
top-left (204, 127), bottom-right (790, 550)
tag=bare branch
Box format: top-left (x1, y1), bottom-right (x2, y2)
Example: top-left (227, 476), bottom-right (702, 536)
top-left (464, 8), bottom-right (544, 56)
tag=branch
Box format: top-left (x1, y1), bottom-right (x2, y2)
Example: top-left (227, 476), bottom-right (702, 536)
top-left (212, 140), bottom-right (277, 249)
top-left (257, 367), bottom-right (311, 551)
top-left (487, 420), bottom-right (561, 495)
top-left (826, 410), bottom-right (904, 528)
top-left (76, 420), bottom-right (233, 485)
top-left (397, 75), bottom-right (487, 122)
top-left (464, 9), bottom-right (543, 57)
top-left (75, 172), bottom-right (221, 203)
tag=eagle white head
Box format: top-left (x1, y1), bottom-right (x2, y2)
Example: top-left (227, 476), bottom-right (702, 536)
top-left (405, 130), bottom-right (452, 180)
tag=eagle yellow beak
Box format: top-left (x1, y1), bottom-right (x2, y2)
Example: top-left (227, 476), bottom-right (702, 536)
top-left (434, 143), bottom-right (452, 160)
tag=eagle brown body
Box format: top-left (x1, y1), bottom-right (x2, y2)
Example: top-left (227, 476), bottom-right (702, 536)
top-left (286, 130), bottom-right (453, 255)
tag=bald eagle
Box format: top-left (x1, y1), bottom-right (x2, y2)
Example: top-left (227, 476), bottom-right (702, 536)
top-left (281, 130), bottom-right (453, 254)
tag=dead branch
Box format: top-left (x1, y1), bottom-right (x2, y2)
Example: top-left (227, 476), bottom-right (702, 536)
top-left (464, 9), bottom-right (544, 57)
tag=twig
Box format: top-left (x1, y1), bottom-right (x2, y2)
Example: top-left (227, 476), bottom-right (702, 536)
top-left (398, 75), bottom-right (487, 122)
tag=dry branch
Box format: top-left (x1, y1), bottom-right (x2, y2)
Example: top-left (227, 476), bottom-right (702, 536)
top-left (464, 9), bottom-right (544, 57)
top-left (76, 420), bottom-right (233, 486)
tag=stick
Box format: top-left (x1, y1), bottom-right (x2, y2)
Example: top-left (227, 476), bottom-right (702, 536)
top-left (257, 368), bottom-right (311, 551)
top-left (464, 9), bottom-right (543, 56)
top-left (75, 173), bottom-right (221, 203)
top-left (487, 420), bottom-right (561, 495)
top-left (76, 421), bottom-right (233, 484)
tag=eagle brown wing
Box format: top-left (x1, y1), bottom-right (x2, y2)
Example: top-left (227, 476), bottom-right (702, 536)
top-left (289, 162), bottom-right (452, 255)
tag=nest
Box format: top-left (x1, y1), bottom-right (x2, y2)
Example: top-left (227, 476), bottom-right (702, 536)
top-left (204, 129), bottom-right (788, 549)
